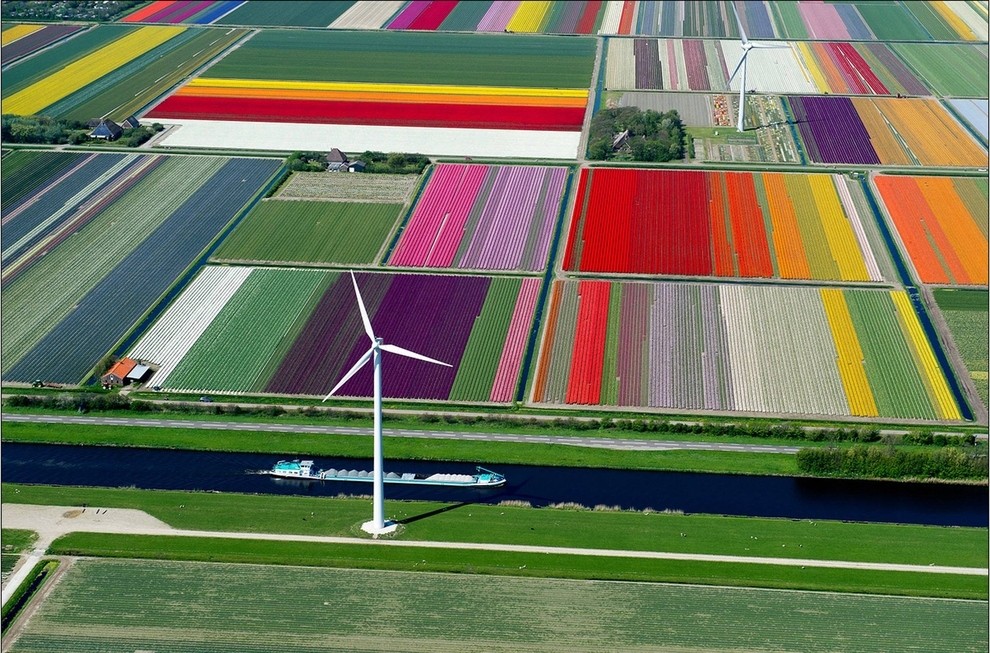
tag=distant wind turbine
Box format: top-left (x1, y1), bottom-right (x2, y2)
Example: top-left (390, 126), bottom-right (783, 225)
top-left (324, 271), bottom-right (451, 536)
top-left (726, 2), bottom-right (789, 132)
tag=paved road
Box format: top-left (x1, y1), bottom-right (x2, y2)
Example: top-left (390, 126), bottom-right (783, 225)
top-left (2, 504), bottom-right (985, 577)
top-left (1, 413), bottom-right (803, 453)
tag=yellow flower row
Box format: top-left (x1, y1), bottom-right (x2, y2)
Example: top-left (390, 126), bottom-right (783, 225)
top-left (821, 289), bottom-right (877, 417)
top-left (3, 26), bottom-right (183, 116)
top-left (506, 1), bottom-right (553, 33)
top-left (189, 77), bottom-right (588, 99)
top-left (1, 24), bottom-right (43, 46)
top-left (796, 43), bottom-right (829, 93)
top-left (889, 291), bottom-right (961, 420)
top-left (807, 175), bottom-right (869, 282)
top-left (932, 0), bottom-right (976, 39)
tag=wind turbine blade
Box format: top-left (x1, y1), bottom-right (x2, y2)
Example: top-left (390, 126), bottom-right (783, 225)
top-left (323, 347), bottom-right (373, 400)
top-left (380, 343), bottom-right (452, 367)
top-left (726, 53), bottom-right (746, 89)
top-left (350, 271), bottom-right (375, 344)
top-left (729, 1), bottom-right (748, 44)
top-left (749, 42), bottom-right (790, 49)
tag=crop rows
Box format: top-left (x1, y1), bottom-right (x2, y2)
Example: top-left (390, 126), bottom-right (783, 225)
top-left (1, 156), bottom-right (281, 383)
top-left (328, 2), bottom-right (404, 30)
top-left (874, 176), bottom-right (988, 286)
top-left (385, 1), bottom-right (604, 34)
top-left (1, 151), bottom-right (89, 211)
top-left (790, 96), bottom-right (988, 167)
top-left (122, 1), bottom-right (246, 24)
top-left (2, 25), bottom-right (184, 116)
top-left (0, 23), bottom-right (84, 64)
top-left (148, 77), bottom-right (588, 131)
top-left (130, 269), bottom-right (537, 402)
top-left (534, 280), bottom-right (960, 420)
top-left (218, 1), bottom-right (354, 27)
top-left (52, 26), bottom-right (247, 123)
top-left (130, 266), bottom-right (252, 385)
top-left (275, 172), bottom-right (418, 203)
top-left (16, 559), bottom-right (986, 652)
top-left (599, 0), bottom-right (985, 41)
top-left (948, 99), bottom-right (989, 143)
top-left (213, 200), bottom-right (402, 266)
top-left (389, 164), bottom-right (568, 272)
top-left (564, 168), bottom-right (886, 282)
top-left (934, 289), bottom-right (989, 409)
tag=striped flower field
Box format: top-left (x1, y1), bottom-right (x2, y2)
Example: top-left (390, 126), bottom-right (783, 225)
top-left (385, 1), bottom-right (605, 34)
top-left (121, 0), bottom-right (245, 24)
top-left (534, 280), bottom-right (962, 421)
top-left (789, 96), bottom-right (988, 167)
top-left (564, 168), bottom-right (889, 282)
top-left (388, 164), bottom-right (569, 272)
top-left (1, 153), bottom-right (282, 384)
top-left (598, 0), bottom-right (987, 41)
top-left (146, 30), bottom-right (593, 131)
top-left (129, 269), bottom-right (540, 403)
top-left (1, 25), bottom-right (184, 116)
top-left (874, 176), bottom-right (989, 287)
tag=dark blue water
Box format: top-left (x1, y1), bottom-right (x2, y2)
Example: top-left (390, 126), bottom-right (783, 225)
top-left (2, 443), bottom-right (986, 527)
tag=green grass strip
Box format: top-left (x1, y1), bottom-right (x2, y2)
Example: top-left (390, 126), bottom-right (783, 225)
top-left (449, 277), bottom-right (520, 402)
top-left (599, 281), bottom-right (622, 405)
top-left (46, 532), bottom-right (988, 601)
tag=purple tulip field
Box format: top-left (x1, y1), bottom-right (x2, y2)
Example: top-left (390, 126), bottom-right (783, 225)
top-left (1, 151), bottom-right (281, 383)
top-left (388, 164), bottom-right (569, 272)
top-left (128, 268), bottom-right (540, 403)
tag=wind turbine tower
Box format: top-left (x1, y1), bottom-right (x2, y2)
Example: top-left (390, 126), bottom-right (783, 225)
top-left (726, 2), bottom-right (789, 132)
top-left (324, 272), bottom-right (451, 536)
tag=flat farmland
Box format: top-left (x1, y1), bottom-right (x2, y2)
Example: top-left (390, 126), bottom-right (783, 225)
top-left (0, 23), bottom-right (84, 64)
top-left (212, 200), bottom-right (402, 266)
top-left (274, 172), bottom-right (418, 203)
top-left (534, 280), bottom-right (962, 421)
top-left (602, 38), bottom-right (971, 96)
top-left (146, 29), bottom-right (594, 157)
top-left (0, 153), bottom-right (282, 384)
top-left (55, 26), bottom-right (248, 123)
top-left (385, 0), bottom-right (605, 34)
top-left (388, 163), bottom-right (570, 272)
top-left (2, 24), bottom-right (184, 117)
top-left (10, 559), bottom-right (987, 653)
top-left (129, 269), bottom-right (540, 403)
top-left (934, 289), bottom-right (989, 410)
top-left (790, 96), bottom-right (988, 167)
top-left (563, 168), bottom-right (893, 283)
top-left (873, 175), bottom-right (988, 286)
top-left (214, 1), bottom-right (355, 27)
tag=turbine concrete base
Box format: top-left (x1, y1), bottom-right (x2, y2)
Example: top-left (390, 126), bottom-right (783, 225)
top-left (362, 520), bottom-right (398, 537)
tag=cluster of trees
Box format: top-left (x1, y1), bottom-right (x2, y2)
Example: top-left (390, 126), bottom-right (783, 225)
top-left (286, 151), bottom-right (327, 172)
top-left (1, 115), bottom-right (163, 146)
top-left (796, 445), bottom-right (987, 480)
top-left (2, 114), bottom-right (88, 144)
top-left (0, 1), bottom-right (141, 21)
top-left (357, 151), bottom-right (430, 174)
top-left (588, 107), bottom-right (686, 162)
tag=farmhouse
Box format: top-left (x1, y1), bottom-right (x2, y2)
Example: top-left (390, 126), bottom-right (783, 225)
top-left (348, 160), bottom-right (366, 172)
top-left (101, 357), bottom-right (137, 387)
top-left (89, 119), bottom-right (122, 141)
top-left (327, 147), bottom-right (349, 171)
top-left (120, 115), bottom-right (142, 130)
top-left (100, 358), bottom-right (151, 388)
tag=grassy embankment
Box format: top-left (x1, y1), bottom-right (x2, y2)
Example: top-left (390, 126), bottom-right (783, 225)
top-left (6, 484), bottom-right (987, 599)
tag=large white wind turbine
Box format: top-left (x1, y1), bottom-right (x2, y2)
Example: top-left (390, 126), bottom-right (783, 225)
top-left (324, 271), bottom-right (451, 536)
top-left (726, 2), bottom-right (789, 132)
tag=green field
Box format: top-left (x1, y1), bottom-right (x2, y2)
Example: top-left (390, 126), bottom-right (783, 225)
top-left (855, 3), bottom-right (934, 41)
top-left (212, 200), bottom-right (401, 265)
top-left (934, 289), bottom-right (989, 409)
top-left (8, 484), bottom-right (987, 569)
top-left (10, 558), bottom-right (987, 652)
top-left (203, 29), bottom-right (596, 88)
top-left (1, 529), bottom-right (37, 586)
top-left (53, 27), bottom-right (247, 122)
top-left (0, 420), bottom-right (801, 476)
top-left (891, 43), bottom-right (990, 97)
top-left (216, 0), bottom-right (354, 27)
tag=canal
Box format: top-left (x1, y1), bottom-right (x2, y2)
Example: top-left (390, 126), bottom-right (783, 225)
top-left (2, 443), bottom-right (985, 527)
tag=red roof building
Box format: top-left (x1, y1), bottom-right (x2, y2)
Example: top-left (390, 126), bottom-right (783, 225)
top-left (101, 357), bottom-right (138, 387)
